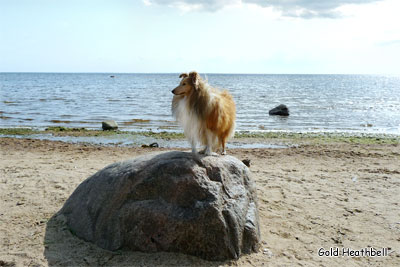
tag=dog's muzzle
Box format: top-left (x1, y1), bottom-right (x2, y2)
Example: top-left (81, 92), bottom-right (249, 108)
top-left (171, 88), bottom-right (181, 95)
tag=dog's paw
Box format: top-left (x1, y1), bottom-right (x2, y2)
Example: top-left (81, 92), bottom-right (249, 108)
top-left (221, 151), bottom-right (227, 155)
top-left (192, 152), bottom-right (201, 161)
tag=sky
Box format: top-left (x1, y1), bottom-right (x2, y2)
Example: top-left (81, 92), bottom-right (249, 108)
top-left (0, 0), bottom-right (399, 74)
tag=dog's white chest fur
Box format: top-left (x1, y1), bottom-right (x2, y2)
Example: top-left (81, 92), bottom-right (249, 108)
top-left (174, 97), bottom-right (202, 146)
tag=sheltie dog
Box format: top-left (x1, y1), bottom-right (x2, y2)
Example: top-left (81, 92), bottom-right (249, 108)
top-left (171, 71), bottom-right (236, 156)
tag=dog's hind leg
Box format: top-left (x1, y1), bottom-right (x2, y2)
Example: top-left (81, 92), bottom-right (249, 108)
top-left (220, 136), bottom-right (227, 155)
top-left (203, 131), bottom-right (218, 156)
top-left (204, 131), bottom-right (213, 156)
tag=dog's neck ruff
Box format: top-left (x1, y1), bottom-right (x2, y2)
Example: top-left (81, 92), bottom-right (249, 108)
top-left (174, 97), bottom-right (203, 147)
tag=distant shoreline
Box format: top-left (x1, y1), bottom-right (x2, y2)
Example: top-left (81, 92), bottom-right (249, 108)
top-left (1, 127), bottom-right (399, 146)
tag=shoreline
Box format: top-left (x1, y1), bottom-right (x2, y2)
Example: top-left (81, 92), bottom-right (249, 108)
top-left (1, 127), bottom-right (399, 147)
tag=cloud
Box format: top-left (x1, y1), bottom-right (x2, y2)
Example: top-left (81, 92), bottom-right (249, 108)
top-left (144, 0), bottom-right (384, 18)
top-left (244, 0), bottom-right (383, 18)
top-left (145, 0), bottom-right (240, 12)
top-left (378, 39), bottom-right (400, 46)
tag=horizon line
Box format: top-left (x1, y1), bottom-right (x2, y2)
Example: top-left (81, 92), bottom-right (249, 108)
top-left (1, 71), bottom-right (399, 76)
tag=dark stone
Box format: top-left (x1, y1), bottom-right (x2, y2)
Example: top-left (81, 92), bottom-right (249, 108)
top-left (242, 159), bottom-right (251, 167)
top-left (149, 142), bottom-right (159, 148)
top-left (102, 120), bottom-right (118, 131)
top-left (59, 151), bottom-right (261, 261)
top-left (0, 260), bottom-right (15, 267)
top-left (141, 143), bottom-right (159, 148)
top-left (269, 104), bottom-right (289, 116)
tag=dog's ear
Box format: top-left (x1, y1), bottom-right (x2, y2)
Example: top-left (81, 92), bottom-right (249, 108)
top-left (189, 71), bottom-right (199, 89)
top-left (179, 73), bottom-right (188, 79)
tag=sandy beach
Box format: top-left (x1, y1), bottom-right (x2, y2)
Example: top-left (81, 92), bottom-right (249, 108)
top-left (1, 137), bottom-right (399, 266)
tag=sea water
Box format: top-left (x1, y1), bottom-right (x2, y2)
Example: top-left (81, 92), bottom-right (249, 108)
top-left (1, 73), bottom-right (399, 135)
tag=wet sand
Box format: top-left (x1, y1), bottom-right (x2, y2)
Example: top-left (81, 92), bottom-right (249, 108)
top-left (1, 137), bottom-right (399, 266)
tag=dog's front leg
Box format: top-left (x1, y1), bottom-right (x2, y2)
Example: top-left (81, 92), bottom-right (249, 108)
top-left (190, 139), bottom-right (198, 154)
top-left (204, 147), bottom-right (212, 156)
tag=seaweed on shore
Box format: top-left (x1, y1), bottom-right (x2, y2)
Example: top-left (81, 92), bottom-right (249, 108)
top-left (0, 127), bottom-right (186, 139)
top-left (0, 128), bottom-right (39, 135)
top-left (235, 131), bottom-right (400, 144)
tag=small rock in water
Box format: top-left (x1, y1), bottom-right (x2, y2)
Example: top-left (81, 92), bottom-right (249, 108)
top-left (269, 104), bottom-right (289, 116)
top-left (102, 120), bottom-right (118, 131)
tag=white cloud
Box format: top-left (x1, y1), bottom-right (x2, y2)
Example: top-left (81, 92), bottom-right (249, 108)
top-left (144, 0), bottom-right (384, 18)
top-left (244, 0), bottom-right (383, 18)
top-left (378, 40), bottom-right (400, 46)
top-left (142, 0), bottom-right (152, 6)
top-left (144, 0), bottom-right (240, 12)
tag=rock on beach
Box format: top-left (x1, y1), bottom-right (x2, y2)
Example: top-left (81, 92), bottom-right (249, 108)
top-left (59, 151), bottom-right (261, 261)
top-left (102, 120), bottom-right (118, 130)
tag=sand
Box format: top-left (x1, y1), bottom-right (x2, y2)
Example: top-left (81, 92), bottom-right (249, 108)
top-left (0, 137), bottom-right (399, 266)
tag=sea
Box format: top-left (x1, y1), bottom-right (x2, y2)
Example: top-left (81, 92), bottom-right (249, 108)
top-left (1, 73), bottom-right (400, 135)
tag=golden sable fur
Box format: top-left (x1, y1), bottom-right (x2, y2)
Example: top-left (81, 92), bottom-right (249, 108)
top-left (171, 71), bottom-right (236, 155)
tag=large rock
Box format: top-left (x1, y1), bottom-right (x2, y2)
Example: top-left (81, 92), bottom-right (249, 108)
top-left (102, 120), bottom-right (118, 130)
top-left (269, 104), bottom-right (289, 116)
top-left (59, 151), bottom-right (261, 261)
